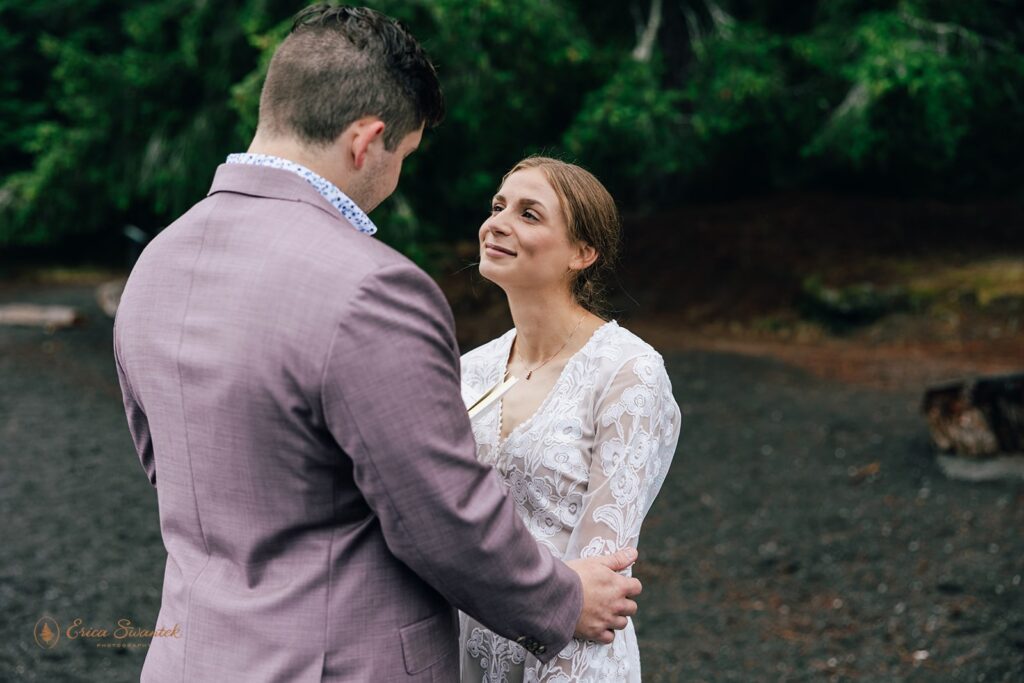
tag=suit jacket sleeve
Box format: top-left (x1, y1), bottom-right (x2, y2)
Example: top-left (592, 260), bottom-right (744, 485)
top-left (321, 261), bottom-right (582, 662)
top-left (113, 322), bottom-right (157, 487)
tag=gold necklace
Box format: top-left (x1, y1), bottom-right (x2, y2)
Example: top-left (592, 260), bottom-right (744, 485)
top-left (511, 313), bottom-right (587, 381)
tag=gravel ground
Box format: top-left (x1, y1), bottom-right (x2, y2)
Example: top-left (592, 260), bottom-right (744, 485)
top-left (1, 283), bottom-right (1021, 682)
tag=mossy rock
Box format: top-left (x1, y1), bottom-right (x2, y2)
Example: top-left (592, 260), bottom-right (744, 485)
top-left (798, 276), bottom-right (923, 331)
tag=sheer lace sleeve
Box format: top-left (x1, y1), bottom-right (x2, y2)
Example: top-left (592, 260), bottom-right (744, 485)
top-left (569, 352), bottom-right (680, 562)
top-left (530, 352), bottom-right (681, 681)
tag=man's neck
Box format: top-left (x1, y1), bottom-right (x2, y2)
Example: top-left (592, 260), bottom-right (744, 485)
top-left (247, 132), bottom-right (352, 198)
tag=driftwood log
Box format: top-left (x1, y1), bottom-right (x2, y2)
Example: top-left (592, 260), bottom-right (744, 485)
top-left (0, 304), bottom-right (81, 330)
top-left (923, 374), bottom-right (1024, 457)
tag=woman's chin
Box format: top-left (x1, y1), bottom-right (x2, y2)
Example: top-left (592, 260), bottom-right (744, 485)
top-left (478, 260), bottom-right (510, 284)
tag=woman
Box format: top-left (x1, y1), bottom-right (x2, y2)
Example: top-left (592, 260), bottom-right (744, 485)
top-left (459, 157), bottom-right (681, 682)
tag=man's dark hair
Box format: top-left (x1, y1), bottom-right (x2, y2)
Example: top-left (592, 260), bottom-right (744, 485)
top-left (259, 4), bottom-right (444, 150)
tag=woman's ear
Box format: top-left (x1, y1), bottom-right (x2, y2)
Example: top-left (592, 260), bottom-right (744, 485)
top-left (570, 242), bottom-right (599, 272)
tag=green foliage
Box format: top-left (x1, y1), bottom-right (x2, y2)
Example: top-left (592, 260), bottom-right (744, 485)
top-left (802, 6), bottom-right (974, 175)
top-left (2, 0), bottom-right (1021, 254)
top-left (563, 59), bottom-right (689, 205)
top-left (679, 18), bottom-right (808, 193)
top-left (365, 0), bottom-right (607, 241)
top-left (688, 21), bottom-right (788, 141)
top-left (0, 0), bottom-right (288, 246)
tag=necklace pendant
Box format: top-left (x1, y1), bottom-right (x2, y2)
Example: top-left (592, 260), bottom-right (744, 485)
top-left (525, 370), bottom-right (533, 380)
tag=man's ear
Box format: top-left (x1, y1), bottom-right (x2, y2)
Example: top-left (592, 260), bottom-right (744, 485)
top-left (571, 242), bottom-right (599, 272)
top-left (349, 118), bottom-right (386, 170)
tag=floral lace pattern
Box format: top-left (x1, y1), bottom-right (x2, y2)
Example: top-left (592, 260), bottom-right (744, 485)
top-left (458, 321), bottom-right (681, 682)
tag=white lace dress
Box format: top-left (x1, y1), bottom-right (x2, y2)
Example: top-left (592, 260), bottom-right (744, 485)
top-left (458, 320), bottom-right (681, 682)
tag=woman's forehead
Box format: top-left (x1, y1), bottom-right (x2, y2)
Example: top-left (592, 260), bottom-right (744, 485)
top-left (499, 168), bottom-right (560, 205)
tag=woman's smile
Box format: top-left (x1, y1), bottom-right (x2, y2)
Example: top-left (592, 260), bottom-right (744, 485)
top-left (484, 242), bottom-right (517, 257)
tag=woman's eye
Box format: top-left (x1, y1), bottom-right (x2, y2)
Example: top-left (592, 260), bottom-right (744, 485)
top-left (523, 210), bottom-right (538, 221)
top-left (490, 204), bottom-right (503, 213)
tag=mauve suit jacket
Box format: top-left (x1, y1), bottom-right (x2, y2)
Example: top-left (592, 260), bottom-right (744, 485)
top-left (113, 164), bottom-right (583, 682)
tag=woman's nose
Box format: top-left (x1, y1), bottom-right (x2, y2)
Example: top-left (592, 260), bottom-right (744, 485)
top-left (485, 216), bottom-right (511, 236)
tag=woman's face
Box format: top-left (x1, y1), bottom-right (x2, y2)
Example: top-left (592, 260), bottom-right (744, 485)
top-left (478, 168), bottom-right (582, 294)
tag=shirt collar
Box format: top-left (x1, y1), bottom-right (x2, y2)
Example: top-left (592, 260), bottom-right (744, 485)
top-left (225, 153), bottom-right (377, 236)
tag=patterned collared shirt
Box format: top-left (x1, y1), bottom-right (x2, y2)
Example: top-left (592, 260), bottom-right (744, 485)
top-left (225, 153), bottom-right (377, 236)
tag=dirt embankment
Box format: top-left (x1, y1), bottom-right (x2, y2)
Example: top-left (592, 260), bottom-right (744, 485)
top-left (437, 193), bottom-right (1024, 389)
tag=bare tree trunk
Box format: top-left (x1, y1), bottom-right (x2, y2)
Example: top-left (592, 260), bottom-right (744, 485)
top-left (632, 0), bottom-right (663, 62)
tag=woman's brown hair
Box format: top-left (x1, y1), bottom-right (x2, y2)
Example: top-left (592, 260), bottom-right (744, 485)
top-left (501, 156), bottom-right (621, 316)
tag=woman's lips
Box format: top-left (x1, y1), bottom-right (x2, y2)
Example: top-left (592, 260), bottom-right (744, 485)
top-left (484, 243), bottom-right (517, 257)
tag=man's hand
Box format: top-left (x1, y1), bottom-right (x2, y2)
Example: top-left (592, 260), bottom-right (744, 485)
top-left (566, 548), bottom-right (642, 644)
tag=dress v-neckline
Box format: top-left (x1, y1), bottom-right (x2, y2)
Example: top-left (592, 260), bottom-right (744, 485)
top-left (494, 320), bottom-right (616, 450)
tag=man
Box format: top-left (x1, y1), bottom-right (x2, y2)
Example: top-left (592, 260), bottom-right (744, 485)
top-left (114, 5), bottom-right (641, 681)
